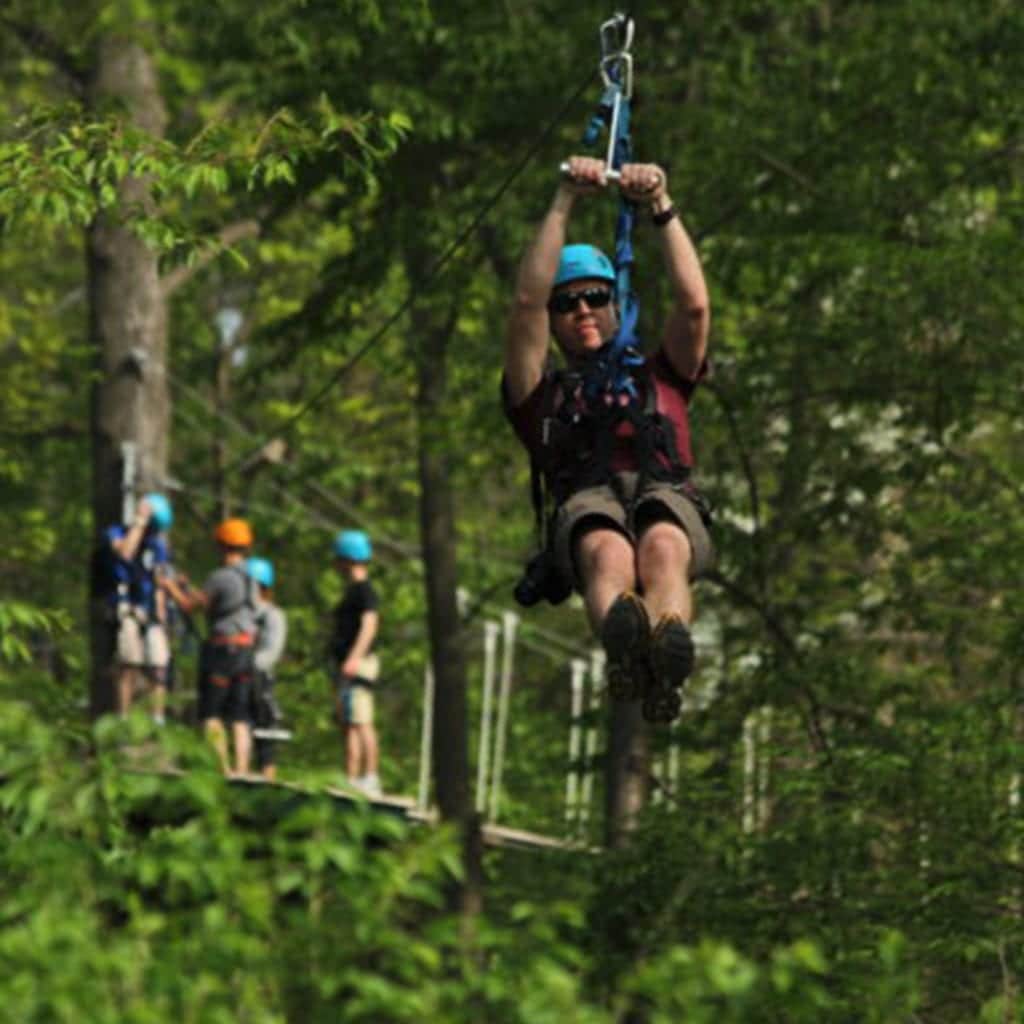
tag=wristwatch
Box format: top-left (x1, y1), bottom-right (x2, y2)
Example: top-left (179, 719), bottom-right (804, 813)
top-left (652, 205), bottom-right (677, 227)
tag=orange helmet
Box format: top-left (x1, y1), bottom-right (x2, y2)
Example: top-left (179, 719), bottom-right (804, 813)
top-left (214, 517), bottom-right (253, 548)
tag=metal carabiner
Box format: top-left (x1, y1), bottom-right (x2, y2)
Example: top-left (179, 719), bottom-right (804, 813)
top-left (599, 13), bottom-right (634, 61)
top-left (599, 12), bottom-right (634, 97)
top-left (600, 51), bottom-right (633, 99)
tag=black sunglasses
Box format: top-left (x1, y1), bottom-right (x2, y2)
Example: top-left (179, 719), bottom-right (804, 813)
top-left (548, 286), bottom-right (614, 315)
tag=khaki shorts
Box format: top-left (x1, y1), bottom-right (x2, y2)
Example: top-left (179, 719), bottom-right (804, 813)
top-left (355, 653), bottom-right (380, 683)
top-left (553, 472), bottom-right (715, 589)
top-left (338, 683), bottom-right (375, 726)
top-left (116, 615), bottom-right (170, 672)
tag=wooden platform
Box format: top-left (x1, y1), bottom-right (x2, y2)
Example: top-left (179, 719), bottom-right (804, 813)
top-left (3, 755), bottom-right (588, 853)
top-left (225, 772), bottom-right (578, 853)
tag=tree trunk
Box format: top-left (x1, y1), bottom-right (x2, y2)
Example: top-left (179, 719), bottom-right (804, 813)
top-left (86, 34), bottom-right (169, 718)
top-left (410, 283), bottom-right (483, 920)
top-left (604, 702), bottom-right (651, 848)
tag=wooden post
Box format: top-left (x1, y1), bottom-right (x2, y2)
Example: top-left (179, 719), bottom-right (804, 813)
top-left (475, 620), bottom-right (500, 813)
top-left (566, 658), bottom-right (587, 830)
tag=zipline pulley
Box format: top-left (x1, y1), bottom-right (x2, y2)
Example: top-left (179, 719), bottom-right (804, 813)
top-left (601, 12), bottom-right (634, 69)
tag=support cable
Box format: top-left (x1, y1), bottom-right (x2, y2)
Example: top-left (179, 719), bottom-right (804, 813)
top-left (226, 65), bottom-right (599, 475)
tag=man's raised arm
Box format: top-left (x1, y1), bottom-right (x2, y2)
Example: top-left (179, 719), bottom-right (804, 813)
top-left (649, 171), bottom-right (709, 381)
top-left (503, 157), bottom-right (608, 406)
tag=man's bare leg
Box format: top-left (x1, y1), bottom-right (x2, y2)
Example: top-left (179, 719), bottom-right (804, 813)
top-left (576, 527), bottom-right (648, 700)
top-left (636, 521), bottom-right (693, 622)
top-left (232, 720), bottom-right (251, 776)
top-left (575, 527), bottom-right (637, 634)
top-left (118, 668), bottom-right (137, 716)
top-left (204, 718), bottom-right (230, 774)
top-left (361, 724), bottom-right (379, 777)
top-left (345, 724), bottom-right (363, 779)
top-left (149, 684), bottom-right (166, 724)
top-left (635, 520), bottom-right (696, 723)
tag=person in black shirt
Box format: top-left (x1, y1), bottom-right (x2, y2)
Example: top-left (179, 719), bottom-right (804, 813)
top-left (329, 530), bottom-right (381, 796)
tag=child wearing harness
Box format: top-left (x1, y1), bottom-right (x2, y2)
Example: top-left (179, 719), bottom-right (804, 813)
top-left (163, 518), bottom-right (258, 775)
top-left (246, 557), bottom-right (288, 781)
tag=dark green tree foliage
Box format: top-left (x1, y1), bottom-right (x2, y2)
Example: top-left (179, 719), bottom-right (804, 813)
top-left (0, 677), bottom-right (917, 1022)
top-left (4, 0), bottom-right (1024, 1018)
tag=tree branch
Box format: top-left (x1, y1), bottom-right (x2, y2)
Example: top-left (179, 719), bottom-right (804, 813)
top-left (705, 377), bottom-right (767, 592)
top-left (754, 148), bottom-right (823, 197)
top-left (160, 219), bottom-right (261, 298)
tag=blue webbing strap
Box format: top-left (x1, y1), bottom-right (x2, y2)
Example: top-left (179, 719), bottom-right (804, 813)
top-left (578, 29), bottom-right (643, 400)
top-left (608, 84), bottom-right (643, 397)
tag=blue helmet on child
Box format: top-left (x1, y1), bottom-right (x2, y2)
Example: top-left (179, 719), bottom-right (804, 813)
top-left (552, 244), bottom-right (616, 289)
top-left (245, 556), bottom-right (275, 589)
top-left (145, 492), bottom-right (173, 530)
top-left (333, 530), bottom-right (372, 562)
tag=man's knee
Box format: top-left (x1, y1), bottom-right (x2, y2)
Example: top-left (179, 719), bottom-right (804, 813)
top-left (204, 718), bottom-right (225, 741)
top-left (637, 521), bottom-right (692, 575)
top-left (575, 526), bottom-right (634, 579)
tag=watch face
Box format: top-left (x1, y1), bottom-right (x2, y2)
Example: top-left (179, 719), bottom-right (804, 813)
top-left (142, 549), bottom-right (155, 571)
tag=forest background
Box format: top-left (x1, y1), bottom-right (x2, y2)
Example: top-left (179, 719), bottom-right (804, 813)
top-left (3, 0), bottom-right (1024, 1020)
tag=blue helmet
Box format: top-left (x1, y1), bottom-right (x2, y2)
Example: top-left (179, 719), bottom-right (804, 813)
top-left (553, 244), bottom-right (616, 290)
top-left (245, 556), bottom-right (275, 589)
top-left (334, 529), bottom-right (372, 562)
top-left (145, 492), bottom-right (173, 530)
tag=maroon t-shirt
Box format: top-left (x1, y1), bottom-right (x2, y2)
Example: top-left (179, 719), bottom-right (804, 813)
top-left (503, 349), bottom-right (704, 485)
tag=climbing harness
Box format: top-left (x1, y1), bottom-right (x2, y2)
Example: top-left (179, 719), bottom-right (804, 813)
top-left (93, 525), bottom-right (167, 618)
top-left (514, 353), bottom-right (710, 610)
top-left (563, 12), bottom-right (644, 401)
top-left (542, 364), bottom-right (693, 507)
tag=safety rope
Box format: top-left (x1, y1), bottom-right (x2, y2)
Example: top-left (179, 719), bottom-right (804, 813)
top-left (575, 13), bottom-right (644, 400)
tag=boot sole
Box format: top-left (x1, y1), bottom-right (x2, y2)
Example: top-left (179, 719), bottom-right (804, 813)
top-left (601, 595), bottom-right (651, 703)
top-left (642, 622), bottom-right (695, 724)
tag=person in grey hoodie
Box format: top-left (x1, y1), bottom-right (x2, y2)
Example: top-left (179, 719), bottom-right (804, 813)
top-left (163, 518), bottom-right (257, 775)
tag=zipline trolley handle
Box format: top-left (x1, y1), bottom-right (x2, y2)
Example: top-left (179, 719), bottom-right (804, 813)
top-left (560, 12), bottom-right (635, 184)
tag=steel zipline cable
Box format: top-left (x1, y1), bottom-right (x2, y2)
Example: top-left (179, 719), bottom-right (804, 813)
top-left (226, 65), bottom-right (599, 476)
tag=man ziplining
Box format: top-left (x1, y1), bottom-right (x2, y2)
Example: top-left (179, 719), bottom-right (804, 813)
top-left (503, 13), bottom-right (714, 725)
top-left (503, 154), bottom-right (714, 723)
top-left (503, 153), bottom-right (714, 724)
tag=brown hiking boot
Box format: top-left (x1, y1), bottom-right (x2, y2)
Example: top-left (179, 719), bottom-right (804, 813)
top-left (601, 592), bottom-right (652, 702)
top-left (642, 615), bottom-right (695, 724)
